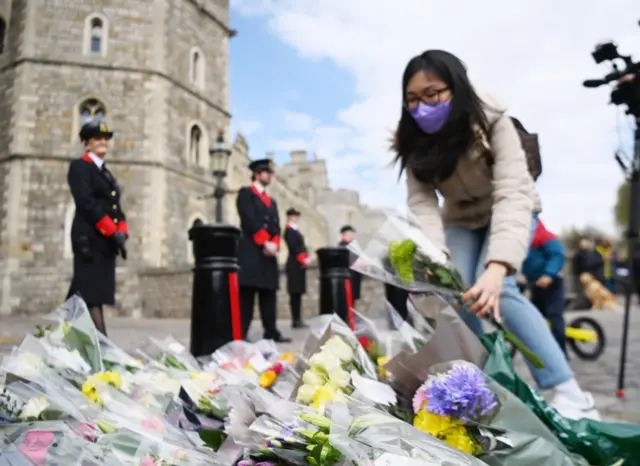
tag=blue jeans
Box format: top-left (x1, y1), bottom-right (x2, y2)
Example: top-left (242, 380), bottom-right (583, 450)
top-left (444, 217), bottom-right (573, 389)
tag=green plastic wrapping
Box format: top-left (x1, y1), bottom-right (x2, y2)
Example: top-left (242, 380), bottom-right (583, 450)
top-left (480, 332), bottom-right (640, 466)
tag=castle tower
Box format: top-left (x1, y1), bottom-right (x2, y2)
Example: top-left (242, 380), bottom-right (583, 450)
top-left (0, 0), bottom-right (233, 314)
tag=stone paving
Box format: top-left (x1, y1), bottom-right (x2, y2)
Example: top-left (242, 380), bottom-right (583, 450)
top-left (1, 307), bottom-right (639, 423)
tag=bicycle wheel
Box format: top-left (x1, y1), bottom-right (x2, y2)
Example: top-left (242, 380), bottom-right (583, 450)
top-left (566, 316), bottom-right (606, 361)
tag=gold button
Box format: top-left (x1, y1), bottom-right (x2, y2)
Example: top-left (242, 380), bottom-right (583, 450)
top-left (113, 219), bottom-right (119, 224)
top-left (111, 191), bottom-right (116, 196)
top-left (112, 204), bottom-right (117, 209)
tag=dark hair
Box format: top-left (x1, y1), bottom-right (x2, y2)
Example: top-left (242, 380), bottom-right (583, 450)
top-left (393, 50), bottom-right (491, 184)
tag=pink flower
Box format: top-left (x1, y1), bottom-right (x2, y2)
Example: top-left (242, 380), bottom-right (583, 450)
top-left (139, 454), bottom-right (160, 466)
top-left (141, 417), bottom-right (164, 432)
top-left (271, 362), bottom-right (285, 375)
top-left (412, 382), bottom-right (428, 414)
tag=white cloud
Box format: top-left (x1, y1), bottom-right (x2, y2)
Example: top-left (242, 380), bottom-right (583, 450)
top-left (235, 0), bottom-right (640, 234)
top-left (283, 110), bottom-right (317, 132)
top-left (233, 119), bottom-right (263, 137)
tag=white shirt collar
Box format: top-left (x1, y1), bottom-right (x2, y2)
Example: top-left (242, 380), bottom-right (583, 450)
top-left (87, 152), bottom-right (105, 169)
top-left (252, 181), bottom-right (266, 193)
top-left (287, 223), bottom-right (298, 230)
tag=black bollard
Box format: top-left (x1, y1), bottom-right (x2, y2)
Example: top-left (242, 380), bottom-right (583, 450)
top-left (317, 247), bottom-right (355, 329)
top-left (385, 283), bottom-right (410, 321)
top-left (189, 223), bottom-right (242, 357)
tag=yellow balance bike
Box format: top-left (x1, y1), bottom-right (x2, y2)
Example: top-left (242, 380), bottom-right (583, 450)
top-left (509, 316), bottom-right (606, 361)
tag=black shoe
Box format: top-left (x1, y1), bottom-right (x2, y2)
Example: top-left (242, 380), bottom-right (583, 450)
top-left (292, 320), bottom-right (308, 329)
top-left (272, 335), bottom-right (292, 343)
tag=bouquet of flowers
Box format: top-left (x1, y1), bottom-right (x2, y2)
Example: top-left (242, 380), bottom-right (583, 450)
top-left (350, 209), bottom-right (543, 368)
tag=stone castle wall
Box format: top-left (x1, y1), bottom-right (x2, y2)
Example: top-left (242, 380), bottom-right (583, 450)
top-left (0, 0), bottom-right (384, 317)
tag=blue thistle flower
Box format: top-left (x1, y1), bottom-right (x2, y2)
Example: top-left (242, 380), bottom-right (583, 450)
top-left (425, 364), bottom-right (498, 421)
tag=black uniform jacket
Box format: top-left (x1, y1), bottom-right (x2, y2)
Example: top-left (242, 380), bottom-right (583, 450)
top-left (67, 153), bottom-right (128, 305)
top-left (338, 239), bottom-right (362, 300)
top-left (284, 226), bottom-right (309, 295)
top-left (237, 185), bottom-right (281, 290)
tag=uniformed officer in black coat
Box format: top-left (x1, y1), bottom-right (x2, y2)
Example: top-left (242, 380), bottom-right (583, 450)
top-left (283, 208), bottom-right (310, 329)
top-left (236, 159), bottom-right (291, 343)
top-left (338, 225), bottom-right (362, 305)
top-left (66, 120), bottom-right (128, 336)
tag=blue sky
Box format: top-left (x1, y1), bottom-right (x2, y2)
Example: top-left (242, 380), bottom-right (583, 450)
top-left (227, 1), bottom-right (639, 233)
top-left (229, 11), bottom-right (355, 168)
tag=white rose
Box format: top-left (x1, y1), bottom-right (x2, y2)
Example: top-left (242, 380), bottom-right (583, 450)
top-left (19, 396), bottom-right (50, 420)
top-left (296, 384), bottom-right (318, 404)
top-left (309, 352), bottom-right (340, 373)
top-left (321, 336), bottom-right (354, 362)
top-left (302, 369), bottom-right (326, 387)
top-left (328, 368), bottom-right (351, 389)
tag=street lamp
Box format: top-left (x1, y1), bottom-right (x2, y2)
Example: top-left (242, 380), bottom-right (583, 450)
top-left (188, 128), bottom-right (242, 357)
top-left (210, 129), bottom-right (232, 223)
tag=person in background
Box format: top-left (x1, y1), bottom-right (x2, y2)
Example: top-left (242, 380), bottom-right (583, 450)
top-left (67, 120), bottom-right (129, 336)
top-left (522, 220), bottom-right (567, 356)
top-left (595, 237), bottom-right (616, 293)
top-left (284, 208), bottom-right (311, 329)
top-left (338, 225), bottom-right (362, 307)
top-left (573, 238), bottom-right (605, 284)
top-left (394, 49), bottom-right (599, 420)
top-left (236, 159), bottom-right (291, 343)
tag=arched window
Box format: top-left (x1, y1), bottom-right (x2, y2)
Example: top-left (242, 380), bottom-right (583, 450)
top-left (186, 123), bottom-right (208, 166)
top-left (190, 125), bottom-right (202, 164)
top-left (83, 14), bottom-right (109, 56)
top-left (63, 203), bottom-right (75, 259)
top-left (189, 47), bottom-right (205, 89)
top-left (79, 98), bottom-right (106, 125)
top-left (0, 16), bottom-right (6, 54)
top-left (72, 97), bottom-right (108, 143)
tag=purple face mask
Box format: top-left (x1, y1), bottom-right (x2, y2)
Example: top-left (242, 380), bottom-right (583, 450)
top-left (410, 101), bottom-right (452, 134)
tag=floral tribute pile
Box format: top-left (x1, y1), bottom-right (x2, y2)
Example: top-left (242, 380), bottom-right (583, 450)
top-left (1, 283), bottom-right (637, 465)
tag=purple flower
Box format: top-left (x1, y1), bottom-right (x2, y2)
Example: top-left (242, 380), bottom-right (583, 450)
top-left (424, 364), bottom-right (498, 421)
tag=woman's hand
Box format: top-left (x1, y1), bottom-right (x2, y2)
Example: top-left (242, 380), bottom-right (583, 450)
top-left (462, 262), bottom-right (508, 319)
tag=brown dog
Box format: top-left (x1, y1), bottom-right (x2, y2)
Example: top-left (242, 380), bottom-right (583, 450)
top-left (579, 273), bottom-right (620, 311)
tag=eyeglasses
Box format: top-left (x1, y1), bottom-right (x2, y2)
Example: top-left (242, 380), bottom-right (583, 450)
top-left (405, 87), bottom-right (450, 110)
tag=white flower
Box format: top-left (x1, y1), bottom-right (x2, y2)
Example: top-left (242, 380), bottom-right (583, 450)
top-left (225, 406), bottom-right (256, 443)
top-left (328, 368), bottom-right (351, 389)
top-left (296, 384), bottom-right (318, 404)
top-left (44, 345), bottom-right (91, 374)
top-left (309, 352), bottom-right (341, 373)
top-left (118, 374), bottom-right (133, 394)
top-left (302, 369), bottom-right (326, 387)
top-left (321, 336), bottom-right (354, 362)
top-left (19, 396), bottom-right (50, 420)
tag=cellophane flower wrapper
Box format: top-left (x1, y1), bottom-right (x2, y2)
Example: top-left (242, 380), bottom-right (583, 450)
top-left (348, 209), bottom-right (465, 296)
top-left (240, 388), bottom-right (344, 465)
top-left (0, 420), bottom-right (121, 466)
top-left (97, 333), bottom-right (144, 373)
top-left (325, 398), bottom-right (487, 465)
top-left (138, 337), bottom-right (200, 373)
top-left (386, 300), bottom-right (429, 354)
top-left (414, 360), bottom-right (585, 465)
top-left (43, 296), bottom-right (105, 374)
top-left (480, 332), bottom-right (640, 465)
top-left (293, 314), bottom-right (380, 412)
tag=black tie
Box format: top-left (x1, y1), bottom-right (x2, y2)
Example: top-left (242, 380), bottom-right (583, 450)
top-left (101, 164), bottom-right (115, 184)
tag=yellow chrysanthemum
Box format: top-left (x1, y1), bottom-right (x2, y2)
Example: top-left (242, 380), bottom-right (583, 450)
top-left (81, 371), bottom-right (122, 406)
top-left (278, 352), bottom-right (296, 364)
top-left (258, 370), bottom-right (278, 388)
top-left (377, 356), bottom-right (389, 379)
top-left (413, 409), bottom-right (479, 456)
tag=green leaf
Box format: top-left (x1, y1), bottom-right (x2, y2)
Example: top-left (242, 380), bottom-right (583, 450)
top-left (198, 429), bottom-right (227, 451)
top-left (62, 325), bottom-right (102, 372)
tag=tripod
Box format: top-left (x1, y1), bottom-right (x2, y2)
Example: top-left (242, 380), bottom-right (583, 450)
top-left (616, 110), bottom-right (640, 398)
